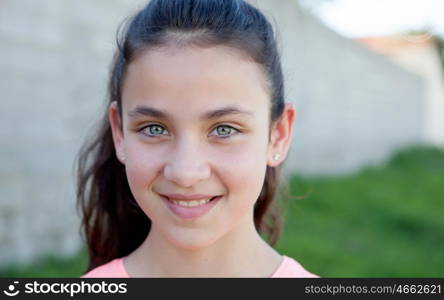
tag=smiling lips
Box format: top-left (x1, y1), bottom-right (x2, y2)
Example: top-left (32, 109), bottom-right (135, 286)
top-left (160, 193), bottom-right (220, 207)
top-left (159, 193), bottom-right (223, 219)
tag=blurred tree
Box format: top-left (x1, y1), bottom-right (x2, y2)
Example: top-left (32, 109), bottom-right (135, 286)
top-left (436, 35), bottom-right (444, 72)
top-left (405, 29), bottom-right (444, 73)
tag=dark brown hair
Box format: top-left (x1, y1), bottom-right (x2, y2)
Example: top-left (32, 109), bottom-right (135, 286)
top-left (76, 0), bottom-right (286, 273)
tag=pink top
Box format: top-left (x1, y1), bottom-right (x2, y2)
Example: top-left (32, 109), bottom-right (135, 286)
top-left (82, 255), bottom-right (319, 278)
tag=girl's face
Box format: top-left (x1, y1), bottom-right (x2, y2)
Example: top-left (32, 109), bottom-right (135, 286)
top-left (109, 45), bottom-right (294, 249)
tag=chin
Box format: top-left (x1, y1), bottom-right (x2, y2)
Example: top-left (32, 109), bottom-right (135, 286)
top-left (166, 230), bottom-right (222, 251)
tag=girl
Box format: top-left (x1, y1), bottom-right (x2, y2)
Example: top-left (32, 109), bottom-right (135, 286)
top-left (77, 0), bottom-right (318, 277)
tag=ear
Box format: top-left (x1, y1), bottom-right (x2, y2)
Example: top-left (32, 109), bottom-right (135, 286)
top-left (108, 101), bottom-right (126, 165)
top-left (267, 103), bottom-right (296, 167)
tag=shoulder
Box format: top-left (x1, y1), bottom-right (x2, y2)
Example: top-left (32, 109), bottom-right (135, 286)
top-left (81, 257), bottom-right (129, 278)
top-left (271, 255), bottom-right (320, 278)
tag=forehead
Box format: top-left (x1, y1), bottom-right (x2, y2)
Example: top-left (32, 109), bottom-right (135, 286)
top-left (121, 45), bottom-right (270, 116)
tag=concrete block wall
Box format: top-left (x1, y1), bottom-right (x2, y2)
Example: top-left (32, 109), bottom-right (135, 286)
top-left (254, 0), bottom-right (425, 175)
top-left (0, 0), bottom-right (147, 267)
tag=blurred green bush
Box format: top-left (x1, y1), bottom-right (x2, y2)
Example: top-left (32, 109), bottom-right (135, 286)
top-left (276, 146), bottom-right (444, 277)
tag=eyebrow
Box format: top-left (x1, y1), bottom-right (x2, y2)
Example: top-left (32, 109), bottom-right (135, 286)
top-left (127, 105), bottom-right (253, 120)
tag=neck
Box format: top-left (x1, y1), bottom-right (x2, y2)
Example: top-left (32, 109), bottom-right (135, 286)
top-left (125, 212), bottom-right (282, 277)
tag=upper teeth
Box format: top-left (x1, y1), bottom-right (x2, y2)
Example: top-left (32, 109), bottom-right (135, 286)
top-left (170, 198), bottom-right (212, 207)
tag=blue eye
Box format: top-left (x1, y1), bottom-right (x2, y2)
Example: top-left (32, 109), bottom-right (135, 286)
top-left (141, 124), bottom-right (168, 137)
top-left (212, 125), bottom-right (239, 138)
top-left (139, 124), bottom-right (239, 139)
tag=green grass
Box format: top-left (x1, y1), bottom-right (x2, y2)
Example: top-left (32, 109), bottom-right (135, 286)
top-left (0, 249), bottom-right (88, 277)
top-left (1, 146), bottom-right (443, 277)
top-left (275, 146), bottom-right (444, 277)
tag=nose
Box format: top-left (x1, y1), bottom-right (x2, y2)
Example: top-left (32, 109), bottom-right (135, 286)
top-left (163, 137), bottom-right (211, 188)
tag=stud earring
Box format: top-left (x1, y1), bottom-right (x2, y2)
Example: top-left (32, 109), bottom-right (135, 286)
top-left (273, 153), bottom-right (280, 161)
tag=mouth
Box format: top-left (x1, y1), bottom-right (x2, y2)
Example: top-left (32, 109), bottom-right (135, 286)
top-left (163, 195), bottom-right (220, 207)
top-left (159, 194), bottom-right (223, 219)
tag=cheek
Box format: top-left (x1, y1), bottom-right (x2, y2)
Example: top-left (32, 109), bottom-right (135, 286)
top-left (124, 140), bottom-right (162, 191)
top-left (212, 144), bottom-right (267, 233)
top-left (216, 135), bottom-right (268, 204)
